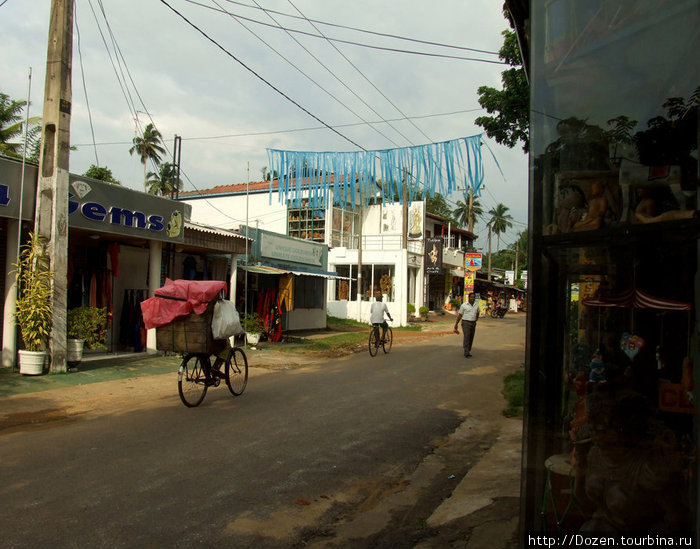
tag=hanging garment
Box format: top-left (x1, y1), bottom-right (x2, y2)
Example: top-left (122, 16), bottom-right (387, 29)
top-left (279, 275), bottom-right (293, 313)
top-left (89, 273), bottom-right (97, 308)
top-left (108, 243), bottom-right (120, 277)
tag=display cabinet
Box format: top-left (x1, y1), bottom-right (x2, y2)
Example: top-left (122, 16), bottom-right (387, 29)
top-left (287, 199), bottom-right (325, 242)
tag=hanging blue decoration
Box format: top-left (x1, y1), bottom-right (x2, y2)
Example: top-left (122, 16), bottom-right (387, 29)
top-left (267, 134), bottom-right (483, 208)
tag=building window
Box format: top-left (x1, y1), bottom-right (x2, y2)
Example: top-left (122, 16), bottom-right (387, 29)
top-left (331, 207), bottom-right (359, 248)
top-left (288, 198), bottom-right (325, 242)
top-left (293, 275), bottom-right (324, 309)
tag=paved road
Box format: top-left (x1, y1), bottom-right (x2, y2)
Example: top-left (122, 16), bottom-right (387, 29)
top-left (0, 313), bottom-right (526, 548)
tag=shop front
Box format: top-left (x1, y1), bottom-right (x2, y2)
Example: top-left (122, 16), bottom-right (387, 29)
top-left (518, 0), bottom-right (699, 541)
top-left (237, 225), bottom-right (336, 332)
top-left (1, 157), bottom-right (249, 367)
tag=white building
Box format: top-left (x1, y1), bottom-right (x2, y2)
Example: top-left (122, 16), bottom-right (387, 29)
top-left (180, 179), bottom-right (477, 328)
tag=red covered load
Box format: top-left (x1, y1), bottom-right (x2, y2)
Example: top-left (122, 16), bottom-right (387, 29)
top-left (140, 278), bottom-right (227, 330)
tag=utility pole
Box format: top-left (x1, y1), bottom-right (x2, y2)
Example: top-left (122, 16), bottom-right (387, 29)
top-left (514, 238), bottom-right (519, 285)
top-left (487, 221), bottom-right (492, 284)
top-left (467, 187), bottom-right (474, 233)
top-left (402, 170), bottom-right (408, 249)
top-left (36, 0), bottom-right (74, 373)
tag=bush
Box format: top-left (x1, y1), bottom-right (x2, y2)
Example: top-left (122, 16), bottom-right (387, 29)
top-left (419, 306), bottom-right (429, 319)
top-left (67, 306), bottom-right (107, 349)
top-left (450, 298), bottom-right (461, 309)
top-left (241, 312), bottom-right (265, 334)
top-left (407, 303), bottom-right (416, 314)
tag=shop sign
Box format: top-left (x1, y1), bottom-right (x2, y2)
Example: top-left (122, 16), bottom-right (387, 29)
top-left (0, 158), bottom-right (38, 221)
top-left (260, 232), bottom-right (322, 266)
top-left (68, 175), bottom-right (190, 243)
top-left (465, 253), bottom-right (482, 271)
top-left (408, 202), bottom-right (424, 240)
top-left (425, 237), bottom-right (442, 274)
top-left (464, 270), bottom-right (475, 291)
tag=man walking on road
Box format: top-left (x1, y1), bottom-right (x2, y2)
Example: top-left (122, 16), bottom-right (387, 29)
top-left (454, 292), bottom-right (479, 358)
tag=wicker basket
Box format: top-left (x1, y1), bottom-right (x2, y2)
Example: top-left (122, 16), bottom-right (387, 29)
top-left (155, 300), bottom-right (226, 354)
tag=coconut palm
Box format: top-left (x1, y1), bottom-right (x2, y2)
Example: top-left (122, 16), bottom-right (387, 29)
top-left (129, 123), bottom-right (165, 190)
top-left (146, 162), bottom-right (182, 196)
top-left (0, 92), bottom-right (41, 160)
top-left (453, 195), bottom-right (483, 230)
top-left (488, 203), bottom-right (514, 251)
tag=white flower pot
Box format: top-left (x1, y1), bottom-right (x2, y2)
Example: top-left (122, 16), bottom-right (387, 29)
top-left (246, 332), bottom-right (261, 345)
top-left (18, 349), bottom-right (47, 376)
top-left (67, 338), bottom-right (85, 365)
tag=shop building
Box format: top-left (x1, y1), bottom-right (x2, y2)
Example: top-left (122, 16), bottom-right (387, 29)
top-left (0, 156), bottom-right (249, 367)
top-left (508, 0), bottom-right (699, 540)
top-left (180, 182), bottom-right (477, 326)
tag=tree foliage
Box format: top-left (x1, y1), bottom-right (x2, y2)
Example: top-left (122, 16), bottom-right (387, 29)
top-left (488, 203), bottom-right (514, 251)
top-left (84, 164), bottom-right (121, 185)
top-left (146, 162), bottom-right (182, 196)
top-left (0, 92), bottom-right (41, 161)
top-left (453, 196), bottom-right (483, 230)
top-left (475, 25), bottom-right (529, 153)
top-left (129, 123), bottom-right (165, 189)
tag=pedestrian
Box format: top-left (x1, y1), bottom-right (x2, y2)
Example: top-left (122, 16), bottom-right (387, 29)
top-left (454, 292), bottom-right (479, 358)
top-left (370, 294), bottom-right (393, 340)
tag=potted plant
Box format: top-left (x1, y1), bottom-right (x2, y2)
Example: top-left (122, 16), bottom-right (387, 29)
top-left (67, 306), bottom-right (108, 365)
top-left (241, 312), bottom-right (265, 345)
top-left (407, 303), bottom-right (416, 317)
top-left (419, 306), bottom-right (429, 321)
top-left (14, 232), bottom-right (53, 375)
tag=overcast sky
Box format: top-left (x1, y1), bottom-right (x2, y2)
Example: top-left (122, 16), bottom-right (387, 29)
top-left (2, 0), bottom-right (528, 252)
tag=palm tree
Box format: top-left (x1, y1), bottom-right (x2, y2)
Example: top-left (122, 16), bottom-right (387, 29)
top-left (453, 196), bottom-right (483, 230)
top-left (146, 162), bottom-right (182, 196)
top-left (488, 203), bottom-right (514, 251)
top-left (0, 92), bottom-right (41, 160)
top-left (129, 123), bottom-right (165, 190)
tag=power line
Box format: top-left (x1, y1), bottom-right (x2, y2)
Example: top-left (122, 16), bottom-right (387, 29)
top-left (209, 0), bottom-right (402, 148)
top-left (74, 5), bottom-right (99, 166)
top-left (183, 0), bottom-right (507, 64)
top-left (217, 0), bottom-right (501, 56)
top-left (159, 0), bottom-right (366, 151)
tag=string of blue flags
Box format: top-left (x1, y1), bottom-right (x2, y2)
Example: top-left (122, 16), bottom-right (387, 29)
top-left (266, 134), bottom-right (484, 209)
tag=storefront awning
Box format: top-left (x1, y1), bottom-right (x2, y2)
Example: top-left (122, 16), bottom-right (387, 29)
top-left (239, 264), bottom-right (290, 275)
top-left (239, 263), bottom-right (351, 279)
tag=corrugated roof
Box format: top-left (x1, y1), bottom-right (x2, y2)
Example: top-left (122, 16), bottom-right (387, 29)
top-left (185, 222), bottom-right (250, 240)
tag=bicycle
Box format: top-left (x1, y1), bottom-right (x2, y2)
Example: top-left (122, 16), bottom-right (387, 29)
top-left (368, 322), bottom-right (393, 357)
top-left (178, 345), bottom-right (248, 407)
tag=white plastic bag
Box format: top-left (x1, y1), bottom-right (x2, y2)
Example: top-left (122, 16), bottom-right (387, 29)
top-left (211, 299), bottom-right (243, 339)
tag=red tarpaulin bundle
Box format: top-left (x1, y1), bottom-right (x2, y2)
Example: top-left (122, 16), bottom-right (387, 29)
top-left (140, 279), bottom-right (227, 330)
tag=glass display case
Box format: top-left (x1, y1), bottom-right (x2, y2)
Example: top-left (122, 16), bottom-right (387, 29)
top-left (523, 0), bottom-right (699, 538)
top-left (287, 198), bottom-right (325, 242)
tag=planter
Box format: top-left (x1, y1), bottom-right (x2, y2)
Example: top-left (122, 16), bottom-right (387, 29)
top-left (18, 349), bottom-right (47, 376)
top-left (246, 332), bottom-right (261, 345)
top-left (67, 338), bottom-right (85, 366)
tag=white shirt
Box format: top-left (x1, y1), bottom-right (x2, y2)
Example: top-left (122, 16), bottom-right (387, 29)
top-left (370, 301), bottom-right (390, 324)
top-left (457, 300), bottom-right (479, 322)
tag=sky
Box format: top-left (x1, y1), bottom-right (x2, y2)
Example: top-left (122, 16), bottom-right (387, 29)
top-left (2, 0), bottom-right (528, 252)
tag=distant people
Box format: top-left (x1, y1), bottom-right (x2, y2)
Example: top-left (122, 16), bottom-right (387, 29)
top-left (454, 292), bottom-right (480, 358)
top-left (370, 295), bottom-right (393, 340)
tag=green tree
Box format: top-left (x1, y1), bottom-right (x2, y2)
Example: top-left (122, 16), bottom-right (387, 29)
top-left (426, 194), bottom-right (459, 226)
top-left (146, 162), bottom-right (182, 196)
top-left (129, 123), bottom-right (165, 190)
top-left (475, 19), bottom-right (529, 153)
top-left (453, 196), bottom-right (483, 230)
top-left (84, 164), bottom-right (121, 185)
top-left (488, 203), bottom-right (514, 251)
top-left (0, 92), bottom-right (41, 161)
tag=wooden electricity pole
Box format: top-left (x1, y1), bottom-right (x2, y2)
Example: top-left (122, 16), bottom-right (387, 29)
top-left (36, 0), bottom-right (74, 373)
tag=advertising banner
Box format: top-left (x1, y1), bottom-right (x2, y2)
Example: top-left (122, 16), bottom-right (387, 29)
top-left (425, 237), bottom-right (442, 274)
top-left (465, 253), bottom-right (482, 271)
top-left (465, 271), bottom-right (475, 292)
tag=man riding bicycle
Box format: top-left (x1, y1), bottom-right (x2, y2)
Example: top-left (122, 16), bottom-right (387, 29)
top-left (370, 295), bottom-right (393, 341)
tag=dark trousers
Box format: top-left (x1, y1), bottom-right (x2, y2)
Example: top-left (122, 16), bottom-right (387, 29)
top-left (462, 320), bottom-right (477, 355)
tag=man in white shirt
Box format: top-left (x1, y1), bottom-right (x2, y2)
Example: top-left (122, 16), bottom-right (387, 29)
top-left (370, 295), bottom-right (393, 340)
top-left (454, 292), bottom-right (479, 358)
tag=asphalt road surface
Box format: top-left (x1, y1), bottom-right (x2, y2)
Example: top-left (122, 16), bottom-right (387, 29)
top-left (0, 314), bottom-right (525, 548)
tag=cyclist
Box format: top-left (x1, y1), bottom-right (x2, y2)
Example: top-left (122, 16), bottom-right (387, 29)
top-left (370, 295), bottom-right (393, 341)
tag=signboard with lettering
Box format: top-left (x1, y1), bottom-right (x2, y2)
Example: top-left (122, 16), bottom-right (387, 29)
top-left (465, 253), bottom-right (482, 271)
top-left (425, 237), bottom-right (442, 274)
top-left (68, 174), bottom-right (191, 243)
top-left (465, 270), bottom-right (475, 291)
top-left (261, 232), bottom-right (323, 266)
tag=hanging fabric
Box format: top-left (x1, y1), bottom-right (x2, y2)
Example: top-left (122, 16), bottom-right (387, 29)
top-left (279, 275), bottom-right (293, 313)
top-left (267, 134), bottom-right (484, 208)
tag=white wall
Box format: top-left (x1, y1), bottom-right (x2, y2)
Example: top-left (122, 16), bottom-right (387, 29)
top-left (183, 193), bottom-right (288, 234)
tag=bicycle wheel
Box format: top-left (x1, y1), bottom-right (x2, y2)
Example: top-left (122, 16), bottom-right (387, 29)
top-left (382, 327), bottom-right (393, 353)
top-left (368, 328), bottom-right (379, 357)
top-left (178, 354), bottom-right (209, 407)
top-left (225, 347), bottom-right (249, 396)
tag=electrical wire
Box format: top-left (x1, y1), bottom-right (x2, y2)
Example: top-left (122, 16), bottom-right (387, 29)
top-left (217, 0), bottom-right (501, 56)
top-left (159, 0), bottom-right (366, 151)
top-left (208, 0), bottom-right (402, 148)
top-left (183, 0), bottom-right (506, 64)
top-left (74, 4), bottom-right (99, 166)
